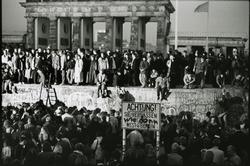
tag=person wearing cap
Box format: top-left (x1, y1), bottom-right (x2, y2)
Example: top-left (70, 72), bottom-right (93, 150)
top-left (183, 66), bottom-right (195, 89)
top-left (193, 53), bottom-right (208, 88)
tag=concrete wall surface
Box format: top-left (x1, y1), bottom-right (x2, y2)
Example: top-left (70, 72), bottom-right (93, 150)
top-left (2, 85), bottom-right (244, 120)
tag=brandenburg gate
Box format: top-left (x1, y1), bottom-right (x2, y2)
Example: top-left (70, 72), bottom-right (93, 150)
top-left (21, 0), bottom-right (174, 54)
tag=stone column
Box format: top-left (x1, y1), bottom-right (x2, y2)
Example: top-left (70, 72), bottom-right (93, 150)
top-left (71, 17), bottom-right (81, 50)
top-left (156, 17), bottom-right (166, 55)
top-left (138, 17), bottom-right (147, 51)
top-left (34, 18), bottom-right (38, 49)
top-left (26, 17), bottom-right (35, 49)
top-left (105, 17), bottom-right (113, 50)
top-left (112, 17), bottom-right (124, 51)
top-left (57, 18), bottom-right (61, 50)
top-left (130, 17), bottom-right (139, 50)
top-left (49, 17), bottom-right (57, 49)
top-left (80, 17), bottom-right (94, 49)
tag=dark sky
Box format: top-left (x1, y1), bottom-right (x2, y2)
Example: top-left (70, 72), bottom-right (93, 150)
top-left (2, 0), bottom-right (249, 46)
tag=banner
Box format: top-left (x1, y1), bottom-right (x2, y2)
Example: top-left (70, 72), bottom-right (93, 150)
top-left (122, 102), bottom-right (161, 131)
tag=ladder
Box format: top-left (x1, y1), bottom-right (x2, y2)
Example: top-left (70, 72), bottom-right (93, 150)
top-left (39, 74), bottom-right (58, 107)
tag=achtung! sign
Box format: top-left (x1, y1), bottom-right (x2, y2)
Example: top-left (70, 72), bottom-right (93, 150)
top-left (122, 102), bottom-right (161, 131)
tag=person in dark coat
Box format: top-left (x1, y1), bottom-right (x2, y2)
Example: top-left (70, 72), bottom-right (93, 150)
top-left (17, 51), bottom-right (26, 84)
top-left (166, 54), bottom-right (178, 88)
top-left (86, 54), bottom-right (97, 85)
top-left (193, 54), bottom-right (208, 89)
top-left (130, 52), bottom-right (140, 86)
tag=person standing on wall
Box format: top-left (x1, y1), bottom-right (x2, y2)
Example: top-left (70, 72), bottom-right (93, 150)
top-left (59, 50), bottom-right (67, 85)
top-left (193, 53), bottom-right (208, 89)
top-left (166, 53), bottom-right (177, 88)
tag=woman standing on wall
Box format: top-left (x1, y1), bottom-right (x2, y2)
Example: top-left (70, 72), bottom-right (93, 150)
top-left (74, 54), bottom-right (83, 86)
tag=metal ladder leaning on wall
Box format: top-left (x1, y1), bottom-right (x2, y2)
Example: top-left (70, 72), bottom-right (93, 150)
top-left (39, 74), bottom-right (58, 107)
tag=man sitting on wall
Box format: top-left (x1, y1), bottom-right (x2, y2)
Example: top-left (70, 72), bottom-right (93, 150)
top-left (97, 69), bottom-right (108, 98)
top-left (183, 66), bottom-right (195, 89)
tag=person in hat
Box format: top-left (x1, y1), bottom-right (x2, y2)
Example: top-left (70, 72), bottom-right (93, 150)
top-left (193, 53), bottom-right (207, 88)
top-left (183, 66), bottom-right (195, 89)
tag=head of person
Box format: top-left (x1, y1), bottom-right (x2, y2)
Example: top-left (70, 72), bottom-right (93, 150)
top-left (206, 111), bottom-right (211, 118)
top-left (90, 55), bottom-right (94, 61)
top-left (77, 48), bottom-right (81, 55)
top-left (226, 145), bottom-right (236, 157)
top-left (53, 144), bottom-right (63, 154)
top-left (212, 137), bottom-right (221, 147)
top-left (170, 54), bottom-right (174, 61)
top-left (46, 48), bottom-right (50, 54)
top-left (27, 117), bottom-right (33, 124)
top-left (194, 50), bottom-right (199, 56)
top-left (201, 56), bottom-right (205, 63)
top-left (101, 52), bottom-right (105, 58)
top-left (233, 48), bottom-right (238, 56)
top-left (183, 50), bottom-right (187, 57)
top-left (38, 48), bottom-right (42, 53)
top-left (132, 53), bottom-right (136, 59)
top-left (45, 115), bottom-right (51, 122)
top-left (100, 69), bottom-right (104, 74)
top-left (171, 142), bottom-right (180, 153)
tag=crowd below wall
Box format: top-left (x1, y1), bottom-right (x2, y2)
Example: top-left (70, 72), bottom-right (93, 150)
top-left (2, 89), bottom-right (248, 166)
top-left (2, 47), bottom-right (249, 94)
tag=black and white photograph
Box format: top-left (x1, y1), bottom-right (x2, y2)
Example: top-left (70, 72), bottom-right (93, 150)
top-left (1, 0), bottom-right (249, 166)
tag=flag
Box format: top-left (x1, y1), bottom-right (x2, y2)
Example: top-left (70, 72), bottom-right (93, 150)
top-left (194, 1), bottom-right (209, 12)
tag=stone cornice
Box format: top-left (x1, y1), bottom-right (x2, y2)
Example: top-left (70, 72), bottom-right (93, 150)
top-left (20, 0), bottom-right (175, 16)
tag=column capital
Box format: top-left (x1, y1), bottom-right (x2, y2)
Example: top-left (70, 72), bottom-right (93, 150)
top-left (71, 17), bottom-right (81, 22)
top-left (49, 16), bottom-right (57, 21)
top-left (25, 16), bottom-right (35, 21)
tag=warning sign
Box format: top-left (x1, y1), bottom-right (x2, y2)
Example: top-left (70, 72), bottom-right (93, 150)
top-left (122, 102), bottom-right (161, 131)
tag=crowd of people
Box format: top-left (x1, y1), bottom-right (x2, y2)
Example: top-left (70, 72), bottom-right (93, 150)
top-left (2, 47), bottom-right (248, 94)
top-left (2, 90), bottom-right (248, 166)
